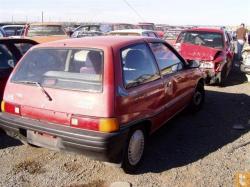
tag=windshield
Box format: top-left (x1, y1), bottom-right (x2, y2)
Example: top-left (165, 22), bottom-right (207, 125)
top-left (138, 25), bottom-right (154, 30)
top-left (27, 25), bottom-right (65, 37)
top-left (176, 31), bottom-right (224, 48)
top-left (177, 31), bottom-right (224, 49)
top-left (11, 48), bottom-right (103, 92)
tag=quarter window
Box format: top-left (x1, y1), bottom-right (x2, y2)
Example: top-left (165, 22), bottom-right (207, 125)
top-left (121, 43), bottom-right (159, 88)
top-left (150, 43), bottom-right (183, 76)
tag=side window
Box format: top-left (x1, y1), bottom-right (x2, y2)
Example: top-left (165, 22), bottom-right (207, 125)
top-left (150, 43), bottom-right (183, 76)
top-left (0, 44), bottom-right (16, 69)
top-left (121, 43), bottom-right (159, 88)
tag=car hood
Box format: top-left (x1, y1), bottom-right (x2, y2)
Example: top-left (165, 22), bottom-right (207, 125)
top-left (179, 43), bottom-right (222, 61)
top-left (26, 35), bottom-right (69, 43)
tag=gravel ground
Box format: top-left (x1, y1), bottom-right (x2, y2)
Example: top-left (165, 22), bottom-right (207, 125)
top-left (0, 67), bottom-right (249, 187)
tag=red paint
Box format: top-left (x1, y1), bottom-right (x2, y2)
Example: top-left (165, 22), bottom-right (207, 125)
top-left (3, 36), bottom-right (203, 134)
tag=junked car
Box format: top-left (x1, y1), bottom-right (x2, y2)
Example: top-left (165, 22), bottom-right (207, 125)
top-left (72, 23), bottom-right (136, 38)
top-left (71, 24), bottom-right (104, 38)
top-left (0, 36), bottom-right (204, 173)
top-left (1, 25), bottom-right (24, 37)
top-left (175, 28), bottom-right (234, 85)
top-left (0, 27), bottom-right (6, 38)
top-left (23, 23), bottom-right (69, 43)
top-left (0, 38), bottom-right (38, 108)
top-left (108, 29), bottom-right (160, 38)
top-left (137, 23), bottom-right (164, 38)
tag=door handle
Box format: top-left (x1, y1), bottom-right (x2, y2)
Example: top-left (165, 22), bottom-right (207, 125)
top-left (165, 81), bottom-right (172, 88)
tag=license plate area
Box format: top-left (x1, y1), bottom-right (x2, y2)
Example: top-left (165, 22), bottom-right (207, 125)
top-left (27, 130), bottom-right (60, 150)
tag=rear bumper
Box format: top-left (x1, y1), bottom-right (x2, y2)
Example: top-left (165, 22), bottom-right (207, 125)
top-left (240, 64), bottom-right (250, 74)
top-left (0, 112), bottom-right (129, 164)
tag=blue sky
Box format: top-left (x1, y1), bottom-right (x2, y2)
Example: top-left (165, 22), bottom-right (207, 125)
top-left (0, 0), bottom-right (249, 25)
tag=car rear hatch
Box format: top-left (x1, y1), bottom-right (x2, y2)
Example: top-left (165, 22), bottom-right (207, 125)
top-left (2, 47), bottom-right (116, 132)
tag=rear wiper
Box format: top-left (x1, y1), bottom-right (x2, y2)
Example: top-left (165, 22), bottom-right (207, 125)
top-left (18, 80), bottom-right (52, 101)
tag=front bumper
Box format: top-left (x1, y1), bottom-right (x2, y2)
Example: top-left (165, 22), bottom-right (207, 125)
top-left (0, 112), bottom-right (129, 164)
top-left (200, 68), bottom-right (219, 84)
top-left (240, 64), bottom-right (250, 74)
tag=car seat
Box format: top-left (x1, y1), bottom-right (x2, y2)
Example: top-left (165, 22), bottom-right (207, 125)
top-left (80, 51), bottom-right (102, 74)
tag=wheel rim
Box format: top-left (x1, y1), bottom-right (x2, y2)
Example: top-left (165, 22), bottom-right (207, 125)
top-left (193, 91), bottom-right (202, 106)
top-left (127, 129), bottom-right (145, 166)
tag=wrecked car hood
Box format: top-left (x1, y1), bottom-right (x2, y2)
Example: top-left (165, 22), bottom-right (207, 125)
top-left (179, 43), bottom-right (222, 61)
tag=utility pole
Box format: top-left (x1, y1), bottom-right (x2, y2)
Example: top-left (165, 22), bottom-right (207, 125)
top-left (42, 11), bottom-right (44, 23)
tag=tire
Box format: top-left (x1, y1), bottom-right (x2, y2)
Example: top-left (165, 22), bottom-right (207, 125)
top-left (122, 127), bottom-right (146, 174)
top-left (219, 67), bottom-right (227, 87)
top-left (189, 82), bottom-right (205, 113)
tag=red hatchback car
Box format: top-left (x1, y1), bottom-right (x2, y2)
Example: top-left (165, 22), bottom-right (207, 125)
top-left (175, 28), bottom-right (234, 85)
top-left (0, 36), bottom-right (204, 173)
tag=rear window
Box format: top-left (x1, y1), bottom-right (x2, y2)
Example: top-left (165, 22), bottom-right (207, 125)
top-left (11, 48), bottom-right (103, 92)
top-left (27, 25), bottom-right (65, 37)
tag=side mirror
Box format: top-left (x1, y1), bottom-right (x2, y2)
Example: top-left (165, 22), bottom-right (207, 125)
top-left (8, 59), bottom-right (15, 68)
top-left (186, 59), bottom-right (200, 68)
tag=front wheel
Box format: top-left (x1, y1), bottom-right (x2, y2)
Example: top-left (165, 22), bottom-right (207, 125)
top-left (218, 66), bottom-right (228, 87)
top-left (122, 127), bottom-right (146, 174)
top-left (189, 83), bottom-right (205, 113)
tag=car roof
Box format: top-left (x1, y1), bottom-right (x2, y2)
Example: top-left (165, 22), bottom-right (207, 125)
top-left (110, 29), bottom-right (154, 34)
top-left (0, 38), bottom-right (38, 44)
top-left (2, 25), bottom-right (24, 28)
top-left (183, 27), bottom-right (224, 33)
top-left (34, 36), bottom-right (162, 49)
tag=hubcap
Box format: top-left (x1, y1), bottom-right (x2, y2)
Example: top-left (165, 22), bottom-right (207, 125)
top-left (193, 91), bottom-right (202, 106)
top-left (127, 130), bottom-right (145, 166)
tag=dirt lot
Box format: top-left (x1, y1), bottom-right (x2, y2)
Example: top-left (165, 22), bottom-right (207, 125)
top-left (0, 67), bottom-right (249, 187)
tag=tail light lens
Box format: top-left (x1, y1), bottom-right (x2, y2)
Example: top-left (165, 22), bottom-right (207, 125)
top-left (70, 115), bottom-right (119, 133)
top-left (1, 101), bottom-right (21, 115)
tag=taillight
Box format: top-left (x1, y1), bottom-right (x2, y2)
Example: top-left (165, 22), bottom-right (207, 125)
top-left (70, 115), bottom-right (119, 133)
top-left (1, 101), bottom-right (21, 115)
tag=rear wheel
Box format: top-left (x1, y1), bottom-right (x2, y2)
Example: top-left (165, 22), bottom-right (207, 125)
top-left (122, 127), bottom-right (146, 174)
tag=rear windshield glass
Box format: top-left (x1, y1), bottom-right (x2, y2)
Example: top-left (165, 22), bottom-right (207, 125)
top-left (177, 31), bottom-right (224, 49)
top-left (11, 48), bottom-right (103, 92)
top-left (27, 25), bottom-right (65, 36)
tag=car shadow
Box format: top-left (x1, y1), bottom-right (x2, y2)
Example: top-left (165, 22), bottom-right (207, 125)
top-left (0, 130), bottom-right (22, 149)
top-left (137, 88), bottom-right (250, 174)
top-left (222, 66), bottom-right (248, 87)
